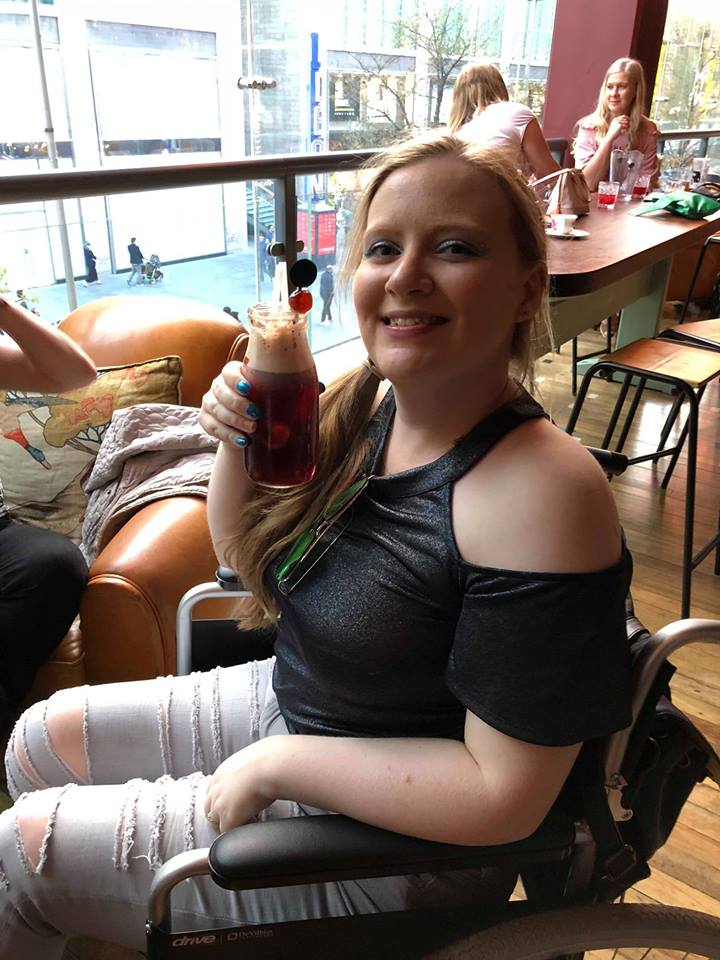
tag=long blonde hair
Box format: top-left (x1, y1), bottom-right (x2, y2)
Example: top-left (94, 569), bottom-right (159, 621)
top-left (582, 58), bottom-right (648, 147)
top-left (448, 62), bottom-right (509, 132)
top-left (229, 132), bottom-right (550, 629)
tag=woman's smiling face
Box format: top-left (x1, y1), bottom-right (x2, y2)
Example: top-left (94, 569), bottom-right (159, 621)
top-left (605, 71), bottom-right (635, 116)
top-left (352, 154), bottom-right (543, 387)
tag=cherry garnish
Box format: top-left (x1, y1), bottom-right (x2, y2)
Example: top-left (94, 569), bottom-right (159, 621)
top-left (289, 288), bottom-right (313, 313)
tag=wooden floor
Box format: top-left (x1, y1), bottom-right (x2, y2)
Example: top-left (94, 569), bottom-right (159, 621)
top-left (537, 324), bottom-right (720, 922)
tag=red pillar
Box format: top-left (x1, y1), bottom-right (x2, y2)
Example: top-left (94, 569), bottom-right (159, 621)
top-left (542, 0), bottom-right (668, 142)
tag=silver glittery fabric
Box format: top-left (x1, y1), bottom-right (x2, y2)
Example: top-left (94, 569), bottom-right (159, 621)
top-left (270, 386), bottom-right (633, 747)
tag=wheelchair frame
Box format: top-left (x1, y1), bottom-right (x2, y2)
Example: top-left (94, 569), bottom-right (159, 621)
top-left (145, 578), bottom-right (720, 959)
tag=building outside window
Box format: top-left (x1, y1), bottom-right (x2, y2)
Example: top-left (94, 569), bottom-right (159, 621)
top-left (1, 0), bottom-right (557, 338)
top-left (651, 0), bottom-right (720, 181)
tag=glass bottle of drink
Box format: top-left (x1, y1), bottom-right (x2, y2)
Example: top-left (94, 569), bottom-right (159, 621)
top-left (242, 301), bottom-right (319, 488)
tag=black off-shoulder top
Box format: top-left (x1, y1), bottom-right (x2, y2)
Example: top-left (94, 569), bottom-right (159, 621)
top-left (270, 387), bottom-right (633, 746)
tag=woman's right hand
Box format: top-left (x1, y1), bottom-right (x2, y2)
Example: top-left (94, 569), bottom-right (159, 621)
top-left (199, 361), bottom-right (261, 447)
top-left (607, 115), bottom-right (629, 142)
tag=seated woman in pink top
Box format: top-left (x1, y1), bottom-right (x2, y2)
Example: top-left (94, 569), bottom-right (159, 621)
top-left (449, 62), bottom-right (560, 181)
top-left (573, 58), bottom-right (660, 191)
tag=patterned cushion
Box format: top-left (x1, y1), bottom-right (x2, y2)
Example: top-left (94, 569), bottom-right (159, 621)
top-left (0, 356), bottom-right (182, 543)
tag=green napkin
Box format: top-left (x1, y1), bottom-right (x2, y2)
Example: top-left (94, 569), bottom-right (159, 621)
top-left (637, 191), bottom-right (720, 220)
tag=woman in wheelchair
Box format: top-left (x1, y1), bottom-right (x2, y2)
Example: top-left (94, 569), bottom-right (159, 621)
top-left (0, 132), bottom-right (634, 957)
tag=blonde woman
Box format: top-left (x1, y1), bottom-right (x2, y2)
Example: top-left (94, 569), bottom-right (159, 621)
top-left (573, 57), bottom-right (660, 191)
top-left (2, 134), bottom-right (632, 956)
top-left (449, 62), bottom-right (560, 180)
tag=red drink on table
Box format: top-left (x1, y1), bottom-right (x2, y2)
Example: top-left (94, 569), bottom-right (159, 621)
top-left (597, 181), bottom-right (620, 210)
top-left (243, 302), bottom-right (319, 488)
top-left (632, 174), bottom-right (650, 200)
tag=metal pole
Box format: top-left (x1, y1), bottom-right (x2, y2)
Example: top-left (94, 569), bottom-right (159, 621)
top-left (245, 0), bottom-right (261, 304)
top-left (29, 0), bottom-right (77, 312)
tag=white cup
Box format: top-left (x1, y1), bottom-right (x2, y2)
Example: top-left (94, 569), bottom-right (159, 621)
top-left (550, 213), bottom-right (577, 235)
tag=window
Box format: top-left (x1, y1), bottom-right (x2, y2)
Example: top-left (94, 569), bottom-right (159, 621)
top-left (0, 0), bottom-right (557, 351)
top-left (653, 1), bottom-right (720, 132)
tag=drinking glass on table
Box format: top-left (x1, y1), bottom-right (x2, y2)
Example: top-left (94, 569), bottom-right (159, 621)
top-left (632, 174), bottom-right (650, 200)
top-left (597, 181), bottom-right (620, 210)
top-left (692, 157), bottom-right (710, 185)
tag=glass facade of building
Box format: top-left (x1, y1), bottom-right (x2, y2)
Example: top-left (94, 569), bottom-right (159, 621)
top-left (1, 0), bottom-right (557, 337)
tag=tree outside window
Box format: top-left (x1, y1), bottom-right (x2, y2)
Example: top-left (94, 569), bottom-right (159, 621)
top-left (652, 2), bottom-right (720, 175)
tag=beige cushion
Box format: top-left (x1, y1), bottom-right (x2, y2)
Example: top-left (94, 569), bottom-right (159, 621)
top-left (0, 355), bottom-right (182, 543)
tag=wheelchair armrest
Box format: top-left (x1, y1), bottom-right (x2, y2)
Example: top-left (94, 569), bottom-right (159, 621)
top-left (216, 566), bottom-right (244, 589)
top-left (208, 809), bottom-right (575, 891)
top-left (585, 446), bottom-right (628, 476)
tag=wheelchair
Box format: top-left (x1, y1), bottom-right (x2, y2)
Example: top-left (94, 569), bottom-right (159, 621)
top-left (146, 449), bottom-right (720, 959)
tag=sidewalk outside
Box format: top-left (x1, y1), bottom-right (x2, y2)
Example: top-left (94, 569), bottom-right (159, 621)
top-left (22, 250), bottom-right (360, 359)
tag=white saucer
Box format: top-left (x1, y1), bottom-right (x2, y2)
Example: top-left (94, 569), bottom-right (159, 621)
top-left (546, 227), bottom-right (589, 239)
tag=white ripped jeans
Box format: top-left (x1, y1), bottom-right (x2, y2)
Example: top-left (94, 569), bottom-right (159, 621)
top-left (1, 658), bottom-right (513, 958)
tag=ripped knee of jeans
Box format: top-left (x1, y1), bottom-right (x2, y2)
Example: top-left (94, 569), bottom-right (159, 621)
top-left (11, 689), bottom-right (89, 791)
top-left (44, 689), bottom-right (90, 783)
top-left (14, 786), bottom-right (71, 875)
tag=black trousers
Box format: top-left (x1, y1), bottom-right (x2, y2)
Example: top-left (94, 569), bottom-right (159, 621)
top-left (321, 293), bottom-right (333, 322)
top-left (0, 515), bottom-right (88, 738)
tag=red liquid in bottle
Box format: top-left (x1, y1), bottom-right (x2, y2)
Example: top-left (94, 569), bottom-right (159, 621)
top-left (243, 366), bottom-right (319, 487)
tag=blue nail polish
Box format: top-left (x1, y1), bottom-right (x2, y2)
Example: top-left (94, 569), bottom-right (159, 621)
top-left (236, 380), bottom-right (251, 395)
top-left (234, 435), bottom-right (248, 447)
top-left (246, 403), bottom-right (261, 419)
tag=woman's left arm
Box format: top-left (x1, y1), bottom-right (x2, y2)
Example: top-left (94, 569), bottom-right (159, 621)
top-left (522, 118), bottom-right (561, 179)
top-left (204, 721), bottom-right (579, 845)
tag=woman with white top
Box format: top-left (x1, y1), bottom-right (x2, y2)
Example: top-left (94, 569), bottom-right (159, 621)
top-left (449, 62), bottom-right (560, 181)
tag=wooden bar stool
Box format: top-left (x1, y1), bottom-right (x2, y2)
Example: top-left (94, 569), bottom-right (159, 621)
top-left (655, 320), bottom-right (720, 446)
top-left (659, 317), bottom-right (720, 351)
top-left (565, 337), bottom-right (720, 618)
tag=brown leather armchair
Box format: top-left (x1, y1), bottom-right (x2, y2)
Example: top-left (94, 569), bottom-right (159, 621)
top-left (27, 296), bottom-right (247, 702)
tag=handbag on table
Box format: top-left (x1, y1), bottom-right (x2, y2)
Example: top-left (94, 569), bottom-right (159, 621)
top-left (534, 167), bottom-right (591, 217)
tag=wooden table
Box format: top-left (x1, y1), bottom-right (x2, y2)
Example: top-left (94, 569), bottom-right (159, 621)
top-left (545, 199), bottom-right (720, 370)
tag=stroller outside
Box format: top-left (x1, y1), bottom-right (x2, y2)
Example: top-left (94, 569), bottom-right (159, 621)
top-left (145, 253), bottom-right (164, 284)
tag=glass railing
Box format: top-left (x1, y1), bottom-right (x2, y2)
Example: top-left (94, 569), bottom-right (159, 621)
top-left (0, 150), bottom-right (375, 354)
top-left (2, 127), bottom-right (719, 347)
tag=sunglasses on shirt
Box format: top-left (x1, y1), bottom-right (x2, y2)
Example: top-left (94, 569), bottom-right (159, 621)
top-left (275, 474), bottom-right (372, 596)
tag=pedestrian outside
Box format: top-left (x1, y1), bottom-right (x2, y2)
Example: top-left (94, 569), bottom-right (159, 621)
top-left (83, 242), bottom-right (100, 286)
top-left (127, 237), bottom-right (145, 286)
top-left (319, 264), bottom-right (335, 324)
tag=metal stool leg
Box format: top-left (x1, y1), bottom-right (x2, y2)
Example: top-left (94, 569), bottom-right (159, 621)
top-left (661, 384), bottom-right (706, 489)
top-left (679, 385), bottom-right (699, 618)
top-left (600, 373), bottom-right (632, 450)
top-left (565, 364), bottom-right (600, 435)
top-left (614, 377), bottom-right (647, 454)
top-left (657, 390), bottom-right (684, 453)
top-left (678, 235), bottom-right (713, 325)
top-left (571, 337), bottom-right (578, 396)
